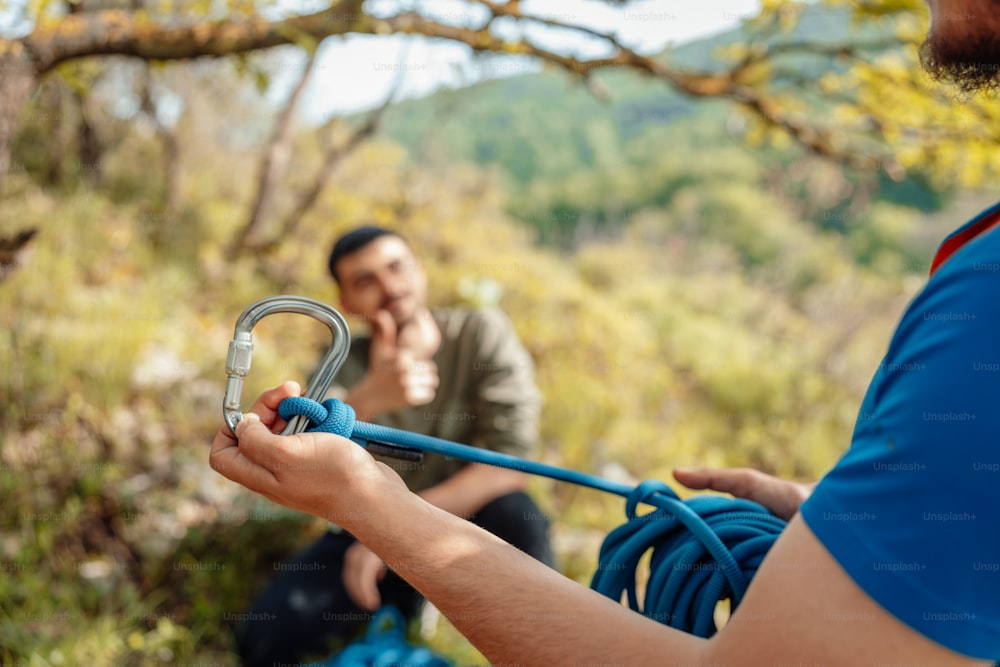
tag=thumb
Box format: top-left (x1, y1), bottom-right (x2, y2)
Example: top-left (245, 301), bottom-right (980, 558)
top-left (358, 562), bottom-right (385, 611)
top-left (212, 413), bottom-right (282, 492)
top-left (370, 310), bottom-right (398, 361)
top-left (234, 414), bottom-right (286, 468)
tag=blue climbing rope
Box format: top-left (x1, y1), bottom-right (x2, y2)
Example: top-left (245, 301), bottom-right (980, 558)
top-left (307, 606), bottom-right (451, 667)
top-left (278, 396), bottom-right (786, 638)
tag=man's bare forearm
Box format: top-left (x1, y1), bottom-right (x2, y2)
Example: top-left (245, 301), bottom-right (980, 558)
top-left (345, 484), bottom-right (709, 667)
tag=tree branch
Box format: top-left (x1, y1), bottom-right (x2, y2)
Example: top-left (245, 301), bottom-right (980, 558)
top-left (4, 0), bottom-right (913, 193)
top-left (262, 76), bottom-right (400, 251)
top-left (23, 0), bottom-right (365, 72)
top-left (232, 49), bottom-right (319, 253)
top-left (362, 10), bottom-right (895, 170)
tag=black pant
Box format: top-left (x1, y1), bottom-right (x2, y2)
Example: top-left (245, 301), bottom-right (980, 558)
top-left (234, 491), bottom-right (555, 667)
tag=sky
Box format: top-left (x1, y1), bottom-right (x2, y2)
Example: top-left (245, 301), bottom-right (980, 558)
top-left (282, 0), bottom-right (764, 122)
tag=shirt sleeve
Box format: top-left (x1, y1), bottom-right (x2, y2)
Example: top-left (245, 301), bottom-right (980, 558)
top-left (800, 230), bottom-right (1000, 660)
top-left (462, 308), bottom-right (542, 459)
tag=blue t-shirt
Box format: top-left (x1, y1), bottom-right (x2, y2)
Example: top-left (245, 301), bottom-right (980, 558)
top-left (801, 206), bottom-right (1000, 660)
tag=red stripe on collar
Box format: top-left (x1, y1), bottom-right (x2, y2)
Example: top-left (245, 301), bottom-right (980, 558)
top-left (929, 204), bottom-right (1000, 277)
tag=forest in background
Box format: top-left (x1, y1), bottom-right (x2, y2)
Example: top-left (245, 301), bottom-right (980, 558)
top-left (2, 1), bottom-right (999, 664)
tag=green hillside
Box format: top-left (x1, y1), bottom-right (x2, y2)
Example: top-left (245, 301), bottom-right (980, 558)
top-left (373, 5), bottom-right (943, 249)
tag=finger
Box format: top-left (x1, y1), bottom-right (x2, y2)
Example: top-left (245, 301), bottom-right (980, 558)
top-left (673, 466), bottom-right (763, 499)
top-left (344, 547), bottom-right (384, 611)
top-left (403, 359), bottom-right (438, 395)
top-left (407, 358), bottom-right (438, 379)
top-left (356, 558), bottom-right (384, 611)
top-left (214, 421), bottom-right (239, 447)
top-left (232, 414), bottom-right (298, 475)
top-left (402, 367), bottom-right (435, 404)
top-left (210, 413), bottom-right (279, 491)
top-left (406, 389), bottom-right (434, 406)
top-left (342, 546), bottom-right (364, 607)
top-left (425, 364), bottom-right (439, 389)
top-left (370, 310), bottom-right (398, 363)
top-left (246, 381), bottom-right (302, 433)
top-left (671, 466), bottom-right (717, 489)
top-left (214, 382), bottom-right (301, 445)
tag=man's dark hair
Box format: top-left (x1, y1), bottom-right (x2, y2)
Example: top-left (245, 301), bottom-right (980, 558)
top-left (327, 225), bottom-right (403, 285)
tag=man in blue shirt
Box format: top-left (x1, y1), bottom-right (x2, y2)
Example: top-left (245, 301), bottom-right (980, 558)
top-left (678, 202), bottom-right (1000, 660)
top-left (210, 3), bottom-right (1000, 664)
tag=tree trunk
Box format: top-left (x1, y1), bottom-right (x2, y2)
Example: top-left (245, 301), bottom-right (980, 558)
top-left (231, 51), bottom-right (318, 253)
top-left (75, 89), bottom-right (103, 187)
top-left (138, 67), bottom-right (181, 248)
top-left (0, 51), bottom-right (41, 193)
top-left (39, 79), bottom-right (70, 187)
top-left (268, 83), bottom-right (398, 249)
top-left (273, 116), bottom-right (378, 245)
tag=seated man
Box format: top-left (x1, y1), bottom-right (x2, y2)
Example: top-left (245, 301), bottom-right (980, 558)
top-left (234, 226), bottom-right (555, 667)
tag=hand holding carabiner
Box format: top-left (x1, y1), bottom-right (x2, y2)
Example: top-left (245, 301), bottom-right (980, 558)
top-left (211, 381), bottom-right (409, 529)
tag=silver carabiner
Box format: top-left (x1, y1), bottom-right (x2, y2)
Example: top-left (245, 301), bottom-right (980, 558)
top-left (223, 295), bottom-right (351, 437)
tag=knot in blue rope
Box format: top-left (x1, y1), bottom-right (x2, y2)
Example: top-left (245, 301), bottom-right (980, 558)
top-left (279, 396), bottom-right (356, 437)
top-left (309, 606), bottom-right (452, 667)
top-left (591, 480), bottom-right (785, 637)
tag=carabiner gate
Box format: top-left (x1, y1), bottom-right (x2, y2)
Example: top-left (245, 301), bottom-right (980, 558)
top-left (223, 295), bottom-right (351, 436)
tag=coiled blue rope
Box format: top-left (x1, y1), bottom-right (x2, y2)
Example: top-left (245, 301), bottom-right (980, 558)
top-left (278, 396), bottom-right (786, 638)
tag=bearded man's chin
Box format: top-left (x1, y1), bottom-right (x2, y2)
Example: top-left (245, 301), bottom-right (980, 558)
top-left (920, 32), bottom-right (1000, 93)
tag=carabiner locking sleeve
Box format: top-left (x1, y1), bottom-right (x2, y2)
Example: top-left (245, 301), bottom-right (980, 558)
top-left (223, 295), bottom-right (351, 436)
